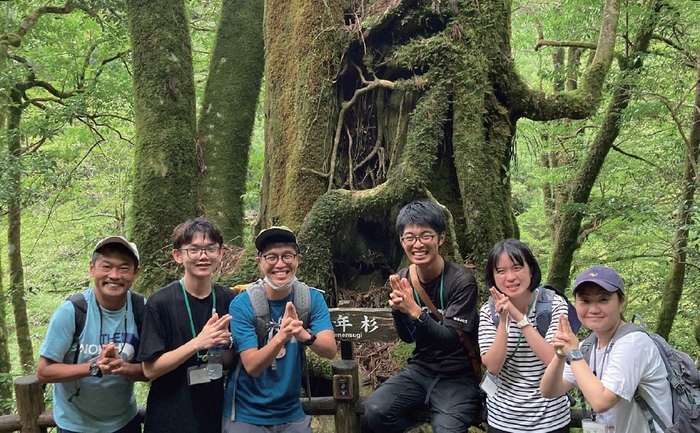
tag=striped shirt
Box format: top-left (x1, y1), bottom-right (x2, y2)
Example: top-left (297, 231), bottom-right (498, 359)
top-left (478, 289), bottom-right (571, 432)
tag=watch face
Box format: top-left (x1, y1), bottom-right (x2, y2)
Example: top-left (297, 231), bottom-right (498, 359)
top-left (90, 361), bottom-right (102, 377)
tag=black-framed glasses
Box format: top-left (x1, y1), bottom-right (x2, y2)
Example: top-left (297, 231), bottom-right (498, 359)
top-left (261, 253), bottom-right (297, 265)
top-left (180, 246), bottom-right (221, 259)
top-left (401, 233), bottom-right (437, 246)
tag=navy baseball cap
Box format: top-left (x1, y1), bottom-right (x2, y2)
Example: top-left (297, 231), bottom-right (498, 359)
top-left (572, 266), bottom-right (624, 295)
top-left (254, 226), bottom-right (298, 252)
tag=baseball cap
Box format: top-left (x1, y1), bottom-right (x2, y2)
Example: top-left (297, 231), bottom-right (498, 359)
top-left (93, 236), bottom-right (140, 265)
top-left (572, 265), bottom-right (624, 295)
top-left (254, 226), bottom-right (298, 252)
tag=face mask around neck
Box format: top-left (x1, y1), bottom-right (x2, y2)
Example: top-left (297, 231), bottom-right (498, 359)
top-left (264, 275), bottom-right (298, 291)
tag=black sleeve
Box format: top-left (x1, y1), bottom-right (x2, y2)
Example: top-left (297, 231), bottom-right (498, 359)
top-left (136, 293), bottom-right (169, 363)
top-left (413, 311), bottom-right (462, 347)
top-left (392, 309), bottom-right (416, 343)
top-left (442, 265), bottom-right (479, 334)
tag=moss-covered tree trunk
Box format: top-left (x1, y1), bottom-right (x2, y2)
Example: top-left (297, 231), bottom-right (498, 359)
top-left (545, 0), bottom-right (661, 291)
top-left (7, 89), bottom-right (33, 373)
top-left (0, 253), bottom-right (11, 413)
top-left (259, 0), bottom-right (619, 295)
top-left (126, 0), bottom-right (198, 293)
top-left (197, 0), bottom-right (264, 244)
top-left (659, 58), bottom-right (700, 341)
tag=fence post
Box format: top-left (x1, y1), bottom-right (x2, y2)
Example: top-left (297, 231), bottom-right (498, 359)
top-left (14, 375), bottom-right (44, 433)
top-left (332, 359), bottom-right (360, 433)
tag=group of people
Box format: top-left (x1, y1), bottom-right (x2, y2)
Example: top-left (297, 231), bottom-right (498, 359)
top-left (36, 199), bottom-right (673, 433)
top-left (37, 218), bottom-right (335, 433)
top-left (365, 200), bottom-right (673, 433)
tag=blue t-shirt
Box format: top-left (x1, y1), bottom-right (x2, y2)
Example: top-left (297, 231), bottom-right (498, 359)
top-left (39, 288), bottom-right (142, 432)
top-left (222, 285), bottom-right (333, 425)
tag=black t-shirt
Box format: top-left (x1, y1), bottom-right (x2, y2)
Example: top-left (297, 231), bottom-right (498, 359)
top-left (397, 259), bottom-right (479, 377)
top-left (137, 281), bottom-right (236, 433)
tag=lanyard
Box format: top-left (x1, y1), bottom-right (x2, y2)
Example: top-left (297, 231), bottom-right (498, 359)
top-left (587, 319), bottom-right (623, 421)
top-left (412, 261), bottom-right (445, 315)
top-left (95, 292), bottom-right (128, 354)
top-left (180, 278), bottom-right (216, 360)
top-left (505, 290), bottom-right (537, 364)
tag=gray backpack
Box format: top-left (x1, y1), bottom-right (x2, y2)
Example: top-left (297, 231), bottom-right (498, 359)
top-left (581, 318), bottom-right (700, 432)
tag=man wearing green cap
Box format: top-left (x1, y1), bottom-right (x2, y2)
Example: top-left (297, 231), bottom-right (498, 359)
top-left (222, 226), bottom-right (336, 433)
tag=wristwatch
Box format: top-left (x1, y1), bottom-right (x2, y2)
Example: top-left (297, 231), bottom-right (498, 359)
top-left (516, 316), bottom-right (531, 328)
top-left (412, 310), bottom-right (429, 325)
top-left (300, 331), bottom-right (317, 347)
top-left (89, 358), bottom-right (103, 378)
top-left (565, 349), bottom-right (584, 365)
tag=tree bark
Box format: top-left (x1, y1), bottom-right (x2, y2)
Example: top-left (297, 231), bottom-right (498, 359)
top-left (0, 254), bottom-right (12, 413)
top-left (197, 0), bottom-right (264, 245)
top-left (259, 0), bottom-right (621, 294)
top-left (659, 57), bottom-right (700, 340)
top-left (546, 0), bottom-right (662, 291)
top-left (7, 88), bottom-right (33, 373)
top-left (127, 0), bottom-right (198, 293)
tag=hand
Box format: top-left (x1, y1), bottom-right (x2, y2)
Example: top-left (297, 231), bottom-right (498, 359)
top-left (552, 314), bottom-right (579, 356)
top-left (489, 287), bottom-right (512, 322)
top-left (387, 275), bottom-right (421, 319)
top-left (276, 302), bottom-right (305, 343)
top-left (193, 313), bottom-right (232, 351)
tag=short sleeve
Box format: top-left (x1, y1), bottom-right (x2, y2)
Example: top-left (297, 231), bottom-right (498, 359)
top-left (229, 293), bottom-right (260, 353)
top-left (39, 301), bottom-right (76, 363)
top-left (545, 294), bottom-right (569, 343)
top-left (442, 267), bottom-right (479, 333)
top-left (308, 289), bottom-right (333, 334)
top-left (136, 299), bottom-right (168, 362)
top-left (478, 301), bottom-right (496, 355)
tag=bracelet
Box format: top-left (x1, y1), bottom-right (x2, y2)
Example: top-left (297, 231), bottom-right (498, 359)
top-left (226, 334), bottom-right (234, 350)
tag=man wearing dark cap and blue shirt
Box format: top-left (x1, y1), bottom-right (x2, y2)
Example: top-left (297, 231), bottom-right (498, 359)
top-left (37, 236), bottom-right (146, 433)
top-left (222, 226), bottom-right (336, 433)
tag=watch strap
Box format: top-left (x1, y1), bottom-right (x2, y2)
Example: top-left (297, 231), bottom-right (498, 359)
top-left (516, 316), bottom-right (530, 328)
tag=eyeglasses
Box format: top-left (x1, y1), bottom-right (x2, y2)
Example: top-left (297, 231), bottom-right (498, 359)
top-left (400, 233), bottom-right (437, 246)
top-left (261, 253), bottom-right (297, 265)
top-left (180, 246), bottom-right (221, 259)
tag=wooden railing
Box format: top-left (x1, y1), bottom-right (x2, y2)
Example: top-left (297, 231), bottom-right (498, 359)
top-left (0, 304), bottom-right (584, 433)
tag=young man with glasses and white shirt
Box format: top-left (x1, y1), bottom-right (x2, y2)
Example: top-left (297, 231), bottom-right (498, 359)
top-left (137, 217), bottom-right (235, 433)
top-left (364, 200), bottom-right (483, 433)
top-left (222, 226), bottom-right (336, 433)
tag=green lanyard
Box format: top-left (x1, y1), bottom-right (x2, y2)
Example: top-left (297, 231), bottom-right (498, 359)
top-left (412, 261), bottom-right (445, 322)
top-left (180, 278), bottom-right (216, 360)
top-left (505, 290), bottom-right (537, 364)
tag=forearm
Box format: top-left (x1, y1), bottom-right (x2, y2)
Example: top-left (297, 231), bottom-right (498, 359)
top-left (392, 310), bottom-right (416, 343)
top-left (117, 363), bottom-right (148, 382)
top-left (307, 330), bottom-right (337, 359)
top-left (571, 360), bottom-right (620, 412)
top-left (521, 325), bottom-right (557, 365)
top-left (540, 355), bottom-right (570, 398)
top-left (414, 314), bottom-right (460, 347)
top-left (240, 336), bottom-right (287, 377)
top-left (143, 340), bottom-right (200, 381)
top-left (481, 322), bottom-right (509, 375)
top-left (36, 357), bottom-right (90, 383)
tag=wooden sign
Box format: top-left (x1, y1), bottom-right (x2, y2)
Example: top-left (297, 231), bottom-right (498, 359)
top-left (328, 307), bottom-right (397, 343)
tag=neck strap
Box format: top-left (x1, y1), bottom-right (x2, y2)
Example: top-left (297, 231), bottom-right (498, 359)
top-left (180, 278), bottom-right (216, 360)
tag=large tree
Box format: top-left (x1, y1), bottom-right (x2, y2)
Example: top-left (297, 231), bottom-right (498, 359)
top-left (258, 0), bottom-right (620, 294)
top-left (126, 0), bottom-right (264, 293)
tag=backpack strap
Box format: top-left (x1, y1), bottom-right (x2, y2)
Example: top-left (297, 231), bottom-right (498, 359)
top-left (292, 282), bottom-right (311, 329)
top-left (129, 291), bottom-right (146, 338)
top-left (246, 281), bottom-right (271, 347)
top-left (67, 293), bottom-right (88, 364)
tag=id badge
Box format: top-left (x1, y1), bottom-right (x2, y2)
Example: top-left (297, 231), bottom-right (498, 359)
top-left (581, 419), bottom-right (606, 433)
top-left (187, 365), bottom-right (211, 386)
top-left (479, 372), bottom-right (498, 398)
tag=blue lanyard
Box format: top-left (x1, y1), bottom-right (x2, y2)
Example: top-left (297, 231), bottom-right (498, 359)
top-left (412, 261), bottom-right (445, 318)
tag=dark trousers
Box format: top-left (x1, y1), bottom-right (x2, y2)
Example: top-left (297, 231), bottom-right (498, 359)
top-left (57, 414), bottom-right (141, 433)
top-left (488, 425), bottom-right (569, 433)
top-left (364, 367), bottom-right (482, 433)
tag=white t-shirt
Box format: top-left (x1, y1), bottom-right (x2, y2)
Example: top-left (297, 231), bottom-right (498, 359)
top-left (563, 331), bottom-right (673, 433)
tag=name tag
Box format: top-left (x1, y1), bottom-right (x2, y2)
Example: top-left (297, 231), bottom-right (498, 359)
top-left (581, 419), bottom-right (606, 433)
top-left (479, 372), bottom-right (498, 398)
top-left (187, 365), bottom-right (211, 386)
